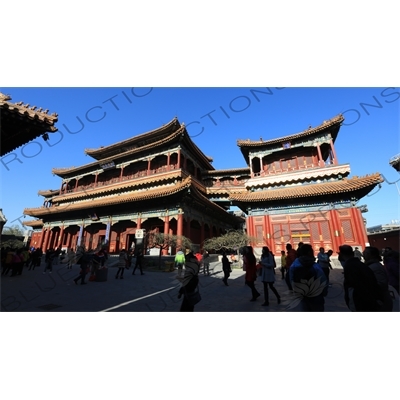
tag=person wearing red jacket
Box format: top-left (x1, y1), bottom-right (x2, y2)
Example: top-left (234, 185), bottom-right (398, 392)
top-left (243, 246), bottom-right (261, 301)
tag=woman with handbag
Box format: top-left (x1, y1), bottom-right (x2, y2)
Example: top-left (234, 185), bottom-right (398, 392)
top-left (243, 246), bottom-right (261, 302)
top-left (177, 251), bottom-right (200, 311)
top-left (260, 246), bottom-right (281, 306)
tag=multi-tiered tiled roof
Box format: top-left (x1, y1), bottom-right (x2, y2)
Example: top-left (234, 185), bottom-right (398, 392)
top-left (230, 173), bottom-right (383, 203)
top-left (0, 92), bottom-right (58, 156)
top-left (237, 114), bottom-right (344, 162)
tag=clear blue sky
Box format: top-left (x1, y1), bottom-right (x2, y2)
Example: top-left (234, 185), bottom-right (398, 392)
top-left (1, 87), bottom-right (399, 229)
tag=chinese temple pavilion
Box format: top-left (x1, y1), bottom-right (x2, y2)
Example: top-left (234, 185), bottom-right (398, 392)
top-left (23, 114), bottom-right (382, 254)
top-left (23, 118), bottom-right (243, 254)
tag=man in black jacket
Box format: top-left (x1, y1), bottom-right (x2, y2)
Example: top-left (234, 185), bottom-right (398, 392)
top-left (340, 245), bottom-right (382, 311)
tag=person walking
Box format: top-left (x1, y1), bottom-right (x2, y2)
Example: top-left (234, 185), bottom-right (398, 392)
top-left (280, 250), bottom-right (286, 280)
top-left (317, 248), bottom-right (333, 289)
top-left (202, 250), bottom-right (210, 275)
top-left (339, 245), bottom-right (383, 312)
top-left (28, 248), bottom-right (39, 270)
top-left (2, 248), bottom-right (14, 276)
top-left (222, 251), bottom-right (232, 286)
top-left (132, 248), bottom-right (144, 275)
top-left (126, 248), bottom-right (134, 270)
top-left (174, 248), bottom-right (185, 277)
top-left (43, 249), bottom-right (55, 274)
top-left (354, 247), bottom-right (363, 260)
top-left (177, 251), bottom-right (200, 312)
top-left (243, 246), bottom-right (261, 301)
top-left (65, 248), bottom-right (75, 269)
top-left (73, 245), bottom-right (89, 285)
top-left (285, 243), bottom-right (297, 291)
top-left (363, 246), bottom-right (393, 311)
top-left (289, 244), bottom-right (327, 311)
top-left (383, 250), bottom-right (399, 295)
top-left (11, 249), bottom-right (24, 277)
top-left (115, 249), bottom-right (128, 279)
top-left (260, 246), bottom-right (281, 306)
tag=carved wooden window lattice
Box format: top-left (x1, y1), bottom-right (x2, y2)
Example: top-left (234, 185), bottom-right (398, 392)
top-left (310, 222), bottom-right (320, 241)
top-left (342, 220), bottom-right (354, 241)
top-left (320, 220), bottom-right (331, 241)
top-left (255, 225), bottom-right (263, 243)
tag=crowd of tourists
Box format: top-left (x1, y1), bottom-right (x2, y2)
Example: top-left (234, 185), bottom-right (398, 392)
top-left (2, 241), bottom-right (398, 313)
top-left (173, 242), bottom-right (398, 312)
top-left (1, 246), bottom-right (71, 277)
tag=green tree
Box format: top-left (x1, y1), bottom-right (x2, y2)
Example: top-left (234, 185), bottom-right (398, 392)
top-left (146, 232), bottom-right (192, 268)
top-left (2, 224), bottom-right (25, 236)
top-left (203, 230), bottom-right (256, 253)
top-left (0, 238), bottom-right (24, 249)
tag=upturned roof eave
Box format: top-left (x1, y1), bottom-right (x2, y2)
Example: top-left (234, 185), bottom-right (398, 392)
top-left (84, 117), bottom-right (180, 160)
top-left (237, 114), bottom-right (344, 149)
top-left (229, 172), bottom-right (383, 203)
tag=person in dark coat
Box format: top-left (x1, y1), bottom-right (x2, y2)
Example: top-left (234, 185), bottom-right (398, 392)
top-left (243, 246), bottom-right (261, 301)
top-left (285, 243), bottom-right (297, 290)
top-left (363, 246), bottom-right (393, 311)
top-left (383, 250), bottom-right (399, 295)
top-left (132, 248), bottom-right (144, 275)
top-left (73, 245), bottom-right (90, 285)
top-left (339, 245), bottom-right (383, 312)
top-left (289, 244), bottom-right (327, 311)
top-left (260, 246), bottom-right (281, 306)
top-left (221, 251), bottom-right (231, 286)
top-left (177, 251), bottom-right (200, 312)
top-left (43, 248), bottom-right (55, 274)
top-left (116, 249), bottom-right (128, 279)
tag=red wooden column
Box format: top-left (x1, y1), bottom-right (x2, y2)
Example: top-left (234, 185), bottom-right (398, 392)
top-left (136, 216), bottom-right (142, 229)
top-left (58, 225), bottom-right (65, 247)
top-left (329, 209), bottom-right (341, 251)
top-left (329, 140), bottom-right (339, 165)
top-left (52, 229), bottom-right (59, 249)
top-left (264, 214), bottom-right (274, 250)
top-left (177, 149), bottom-right (181, 169)
top-left (176, 211), bottom-right (183, 251)
top-left (66, 231), bottom-right (73, 249)
top-left (246, 216), bottom-right (252, 238)
top-left (119, 167), bottom-right (124, 181)
top-left (38, 227), bottom-right (46, 250)
top-left (43, 228), bottom-right (51, 252)
top-left (177, 213), bottom-right (183, 237)
top-left (167, 152), bottom-right (171, 170)
top-left (351, 208), bottom-right (368, 247)
top-left (316, 143), bottom-right (324, 166)
top-left (120, 229), bottom-right (126, 250)
top-left (92, 231), bottom-right (99, 249)
top-left (147, 159), bottom-right (151, 175)
top-left (162, 215), bottom-right (170, 255)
